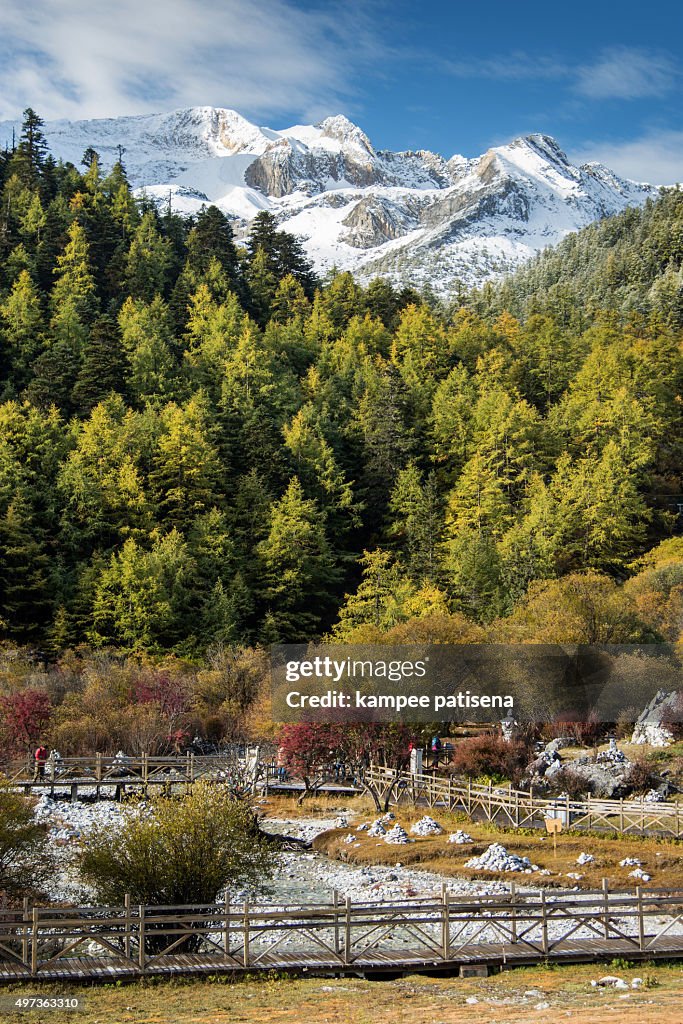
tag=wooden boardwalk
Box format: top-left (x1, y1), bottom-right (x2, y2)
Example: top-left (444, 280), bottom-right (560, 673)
top-left (365, 766), bottom-right (683, 838)
top-left (5, 754), bottom-right (682, 836)
top-left (1, 889), bottom-right (682, 983)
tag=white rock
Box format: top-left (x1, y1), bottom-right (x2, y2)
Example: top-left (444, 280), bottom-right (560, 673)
top-left (577, 852), bottom-right (594, 865)
top-left (410, 815), bottom-right (444, 836)
top-left (465, 843), bottom-right (538, 873)
top-left (383, 824), bottom-right (412, 845)
top-left (447, 830), bottom-right (473, 844)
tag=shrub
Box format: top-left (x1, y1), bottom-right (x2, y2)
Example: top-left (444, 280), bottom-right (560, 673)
top-left (449, 733), bottom-right (533, 784)
top-left (78, 783), bottom-right (275, 906)
top-left (626, 755), bottom-right (661, 795)
top-left (0, 689), bottom-right (51, 752)
top-left (544, 711), bottom-right (606, 748)
top-left (0, 790), bottom-right (53, 902)
top-left (545, 768), bottom-right (589, 800)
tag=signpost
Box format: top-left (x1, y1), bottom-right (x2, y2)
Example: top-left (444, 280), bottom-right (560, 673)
top-left (545, 816), bottom-right (563, 857)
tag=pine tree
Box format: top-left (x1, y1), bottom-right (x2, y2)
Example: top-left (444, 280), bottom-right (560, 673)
top-left (119, 296), bottom-right (177, 405)
top-left (256, 477), bottom-right (339, 639)
top-left (0, 270), bottom-right (44, 386)
top-left (124, 211), bottom-right (173, 301)
top-left (150, 396), bottom-right (222, 529)
top-left (187, 205), bottom-right (240, 283)
top-left (51, 221), bottom-right (98, 322)
top-left (72, 315), bottom-right (126, 412)
top-left (0, 489), bottom-right (52, 641)
top-left (10, 108), bottom-right (48, 186)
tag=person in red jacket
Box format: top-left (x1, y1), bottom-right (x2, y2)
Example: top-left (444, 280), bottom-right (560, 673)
top-left (33, 744), bottom-right (48, 782)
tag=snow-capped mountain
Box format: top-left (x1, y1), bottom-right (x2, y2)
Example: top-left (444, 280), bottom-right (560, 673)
top-left (0, 107), bottom-right (658, 292)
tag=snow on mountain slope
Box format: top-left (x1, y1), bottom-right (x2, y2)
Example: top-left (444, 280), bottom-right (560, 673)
top-left (0, 108), bottom-right (658, 293)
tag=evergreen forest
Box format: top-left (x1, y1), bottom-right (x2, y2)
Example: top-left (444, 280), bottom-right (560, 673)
top-left (1, 109), bottom-right (682, 662)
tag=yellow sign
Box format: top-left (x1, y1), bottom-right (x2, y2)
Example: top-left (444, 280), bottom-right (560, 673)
top-left (545, 815), bottom-right (563, 857)
top-left (545, 817), bottom-right (563, 834)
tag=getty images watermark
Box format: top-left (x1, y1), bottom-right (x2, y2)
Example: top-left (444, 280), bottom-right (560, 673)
top-left (271, 643), bottom-right (683, 724)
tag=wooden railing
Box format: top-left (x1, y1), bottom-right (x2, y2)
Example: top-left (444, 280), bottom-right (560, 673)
top-left (3, 749), bottom-right (267, 791)
top-left (0, 887), bottom-right (681, 980)
top-left (365, 766), bottom-right (683, 837)
top-left (5, 754), bottom-right (681, 837)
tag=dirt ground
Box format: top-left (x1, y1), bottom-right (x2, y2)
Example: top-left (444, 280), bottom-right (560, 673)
top-left (259, 794), bottom-right (683, 890)
top-left (3, 962), bottom-right (682, 1024)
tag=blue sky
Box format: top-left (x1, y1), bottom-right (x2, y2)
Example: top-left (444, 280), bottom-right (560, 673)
top-left (0, 0), bottom-right (681, 182)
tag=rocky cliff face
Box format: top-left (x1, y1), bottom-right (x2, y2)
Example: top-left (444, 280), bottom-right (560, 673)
top-left (1, 107), bottom-right (658, 294)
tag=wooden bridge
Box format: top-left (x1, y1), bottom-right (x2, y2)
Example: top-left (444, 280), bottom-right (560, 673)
top-left (0, 887), bottom-right (682, 982)
top-left (365, 766), bottom-right (683, 838)
top-left (5, 755), bottom-right (681, 837)
top-left (2, 752), bottom-right (358, 800)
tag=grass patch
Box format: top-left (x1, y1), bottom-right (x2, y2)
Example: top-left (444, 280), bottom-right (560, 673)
top-left (3, 962), bottom-right (682, 1023)
top-left (311, 805), bottom-right (683, 889)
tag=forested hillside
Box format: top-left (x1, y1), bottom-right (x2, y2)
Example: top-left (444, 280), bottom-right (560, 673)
top-left (472, 188), bottom-right (683, 327)
top-left (0, 110), bottom-right (682, 657)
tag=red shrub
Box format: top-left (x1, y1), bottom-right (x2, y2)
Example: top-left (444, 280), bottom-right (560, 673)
top-left (0, 689), bottom-right (52, 751)
top-left (449, 732), bottom-right (531, 784)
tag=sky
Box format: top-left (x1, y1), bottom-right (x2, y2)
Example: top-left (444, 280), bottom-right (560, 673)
top-left (0, 0), bottom-right (681, 183)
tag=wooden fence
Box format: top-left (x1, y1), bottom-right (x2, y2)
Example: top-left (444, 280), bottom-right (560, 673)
top-left (5, 755), bottom-right (681, 837)
top-left (3, 750), bottom-right (265, 798)
top-left (365, 766), bottom-right (683, 837)
top-left (0, 887), bottom-right (681, 981)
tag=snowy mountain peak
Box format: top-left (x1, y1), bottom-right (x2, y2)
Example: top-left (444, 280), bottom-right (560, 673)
top-left (0, 107), bottom-right (659, 294)
top-left (316, 115), bottom-right (375, 155)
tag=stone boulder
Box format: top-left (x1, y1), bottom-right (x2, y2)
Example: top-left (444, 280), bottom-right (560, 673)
top-left (631, 690), bottom-right (681, 747)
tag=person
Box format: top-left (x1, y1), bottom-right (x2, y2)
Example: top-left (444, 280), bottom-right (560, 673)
top-left (33, 743), bottom-right (48, 782)
top-left (276, 745), bottom-right (287, 782)
top-left (430, 734), bottom-right (442, 769)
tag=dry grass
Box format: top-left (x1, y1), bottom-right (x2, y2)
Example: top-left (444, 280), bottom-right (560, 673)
top-left (256, 793), bottom-right (376, 820)
top-left (3, 962), bottom-right (682, 1023)
top-left (312, 806), bottom-right (683, 890)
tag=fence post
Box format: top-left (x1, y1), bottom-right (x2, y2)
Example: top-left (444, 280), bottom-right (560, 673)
top-left (22, 898), bottom-right (29, 968)
top-left (510, 881), bottom-right (517, 944)
top-left (333, 890), bottom-right (341, 956)
top-left (31, 907), bottom-right (39, 975)
top-left (441, 884), bottom-right (450, 960)
top-left (636, 885), bottom-right (645, 951)
top-left (190, 752), bottom-right (196, 783)
top-left (95, 752), bottom-right (102, 783)
top-left (243, 901), bottom-right (250, 967)
top-left (541, 890), bottom-right (548, 955)
top-left (344, 897), bottom-right (352, 965)
top-left (224, 894), bottom-right (230, 957)
top-left (620, 799), bottom-right (624, 833)
top-left (467, 777), bottom-right (472, 814)
top-left (602, 878), bottom-right (610, 939)
top-left (138, 905), bottom-right (146, 971)
top-left (124, 893), bottom-right (131, 960)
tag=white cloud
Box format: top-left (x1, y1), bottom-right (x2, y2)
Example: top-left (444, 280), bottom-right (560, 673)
top-left (440, 45), bottom-right (679, 105)
top-left (572, 130), bottom-right (683, 186)
top-left (575, 47), bottom-right (678, 100)
top-left (442, 53), bottom-right (569, 81)
top-left (0, 0), bottom-right (381, 122)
